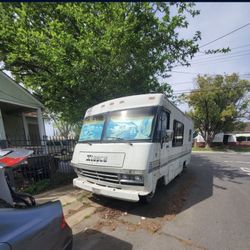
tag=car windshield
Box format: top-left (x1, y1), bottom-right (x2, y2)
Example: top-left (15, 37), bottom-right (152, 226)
top-left (79, 107), bottom-right (157, 142)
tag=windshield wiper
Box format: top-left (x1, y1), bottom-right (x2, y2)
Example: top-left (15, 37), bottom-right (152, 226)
top-left (105, 136), bottom-right (124, 141)
top-left (105, 137), bottom-right (133, 145)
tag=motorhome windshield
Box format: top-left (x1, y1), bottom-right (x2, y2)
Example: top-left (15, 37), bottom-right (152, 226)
top-left (79, 106), bottom-right (157, 142)
top-left (79, 114), bottom-right (105, 141)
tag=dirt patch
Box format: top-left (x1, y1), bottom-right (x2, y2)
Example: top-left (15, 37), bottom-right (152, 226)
top-left (162, 175), bottom-right (194, 221)
top-left (93, 219), bottom-right (119, 232)
top-left (99, 207), bottom-right (124, 220)
top-left (123, 219), bottom-right (161, 233)
top-left (92, 215), bottom-right (161, 234)
top-left (90, 173), bottom-right (195, 234)
top-left (92, 207), bottom-right (124, 231)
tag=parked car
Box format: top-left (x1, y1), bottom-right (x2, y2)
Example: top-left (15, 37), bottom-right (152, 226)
top-left (0, 201), bottom-right (72, 250)
top-left (46, 140), bottom-right (75, 156)
top-left (0, 148), bottom-right (73, 250)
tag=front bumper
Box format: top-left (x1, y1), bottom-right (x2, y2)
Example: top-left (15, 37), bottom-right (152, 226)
top-left (73, 177), bottom-right (149, 202)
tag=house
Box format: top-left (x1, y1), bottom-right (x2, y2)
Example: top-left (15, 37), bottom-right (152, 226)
top-left (194, 122), bottom-right (250, 147)
top-left (0, 71), bottom-right (46, 146)
top-left (232, 122), bottom-right (250, 146)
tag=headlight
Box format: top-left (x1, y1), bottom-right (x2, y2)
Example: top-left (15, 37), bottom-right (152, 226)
top-left (119, 174), bottom-right (144, 184)
top-left (134, 175), bottom-right (143, 182)
top-left (120, 174), bottom-right (130, 180)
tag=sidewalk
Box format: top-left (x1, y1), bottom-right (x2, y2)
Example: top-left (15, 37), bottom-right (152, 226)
top-left (35, 185), bottom-right (100, 228)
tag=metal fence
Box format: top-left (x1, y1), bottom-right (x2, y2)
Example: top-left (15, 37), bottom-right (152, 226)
top-left (1, 137), bottom-right (78, 191)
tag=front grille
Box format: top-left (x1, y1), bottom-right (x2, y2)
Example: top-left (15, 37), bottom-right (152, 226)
top-left (76, 168), bottom-right (120, 184)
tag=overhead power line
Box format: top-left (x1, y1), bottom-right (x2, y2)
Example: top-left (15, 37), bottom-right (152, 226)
top-left (199, 43), bottom-right (250, 54)
top-left (199, 22), bottom-right (250, 48)
top-left (192, 48), bottom-right (250, 61)
top-left (171, 70), bottom-right (198, 75)
top-left (173, 50), bottom-right (250, 68)
top-left (187, 51), bottom-right (250, 66)
top-left (168, 81), bottom-right (194, 85)
top-left (173, 83), bottom-right (250, 95)
top-left (171, 70), bottom-right (250, 76)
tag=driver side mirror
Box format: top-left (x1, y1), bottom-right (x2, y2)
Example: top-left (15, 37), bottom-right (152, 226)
top-left (164, 129), bottom-right (173, 143)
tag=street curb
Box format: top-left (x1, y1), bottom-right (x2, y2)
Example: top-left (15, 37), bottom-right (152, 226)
top-left (192, 151), bottom-right (250, 155)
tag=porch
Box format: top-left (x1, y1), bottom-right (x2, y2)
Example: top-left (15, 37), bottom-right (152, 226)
top-left (0, 101), bottom-right (46, 147)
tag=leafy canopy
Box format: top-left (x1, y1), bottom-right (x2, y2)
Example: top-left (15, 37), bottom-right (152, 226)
top-left (0, 2), bottom-right (201, 123)
top-left (186, 74), bottom-right (250, 145)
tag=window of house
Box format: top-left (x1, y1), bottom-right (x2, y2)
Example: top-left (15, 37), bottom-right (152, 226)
top-left (172, 120), bottom-right (184, 147)
top-left (188, 129), bottom-right (192, 142)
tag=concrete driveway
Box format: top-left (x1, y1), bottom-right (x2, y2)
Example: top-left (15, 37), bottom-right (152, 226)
top-left (37, 152), bottom-right (250, 250)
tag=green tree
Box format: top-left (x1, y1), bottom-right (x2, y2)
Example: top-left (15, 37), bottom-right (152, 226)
top-left (186, 74), bottom-right (250, 146)
top-left (0, 2), bottom-right (201, 123)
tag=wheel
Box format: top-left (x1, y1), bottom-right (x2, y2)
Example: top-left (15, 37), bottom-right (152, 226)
top-left (139, 192), bottom-right (154, 204)
top-left (183, 161), bottom-right (187, 168)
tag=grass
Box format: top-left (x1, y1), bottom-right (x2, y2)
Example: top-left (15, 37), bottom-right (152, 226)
top-left (192, 146), bottom-right (250, 152)
top-left (22, 179), bottom-right (51, 195)
top-left (226, 147), bottom-right (250, 152)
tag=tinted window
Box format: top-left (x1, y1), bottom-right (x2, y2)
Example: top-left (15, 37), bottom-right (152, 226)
top-left (173, 120), bottom-right (184, 147)
top-left (62, 141), bottom-right (69, 146)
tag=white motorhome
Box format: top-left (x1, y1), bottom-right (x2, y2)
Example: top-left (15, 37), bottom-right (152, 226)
top-left (71, 93), bottom-right (193, 203)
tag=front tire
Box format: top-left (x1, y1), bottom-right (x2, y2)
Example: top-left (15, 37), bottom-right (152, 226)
top-left (139, 192), bottom-right (154, 204)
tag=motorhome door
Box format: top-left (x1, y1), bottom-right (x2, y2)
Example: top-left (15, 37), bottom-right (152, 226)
top-left (159, 110), bottom-right (171, 178)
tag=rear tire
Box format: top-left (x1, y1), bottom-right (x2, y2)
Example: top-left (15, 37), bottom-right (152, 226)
top-left (139, 192), bottom-right (154, 204)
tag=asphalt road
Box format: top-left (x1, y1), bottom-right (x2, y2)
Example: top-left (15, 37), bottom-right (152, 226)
top-left (73, 152), bottom-right (250, 250)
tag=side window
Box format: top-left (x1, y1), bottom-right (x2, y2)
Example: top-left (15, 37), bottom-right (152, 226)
top-left (54, 141), bottom-right (61, 146)
top-left (172, 120), bottom-right (184, 147)
top-left (46, 141), bottom-right (53, 146)
top-left (237, 136), bottom-right (246, 142)
top-left (154, 111), bottom-right (170, 141)
top-left (188, 129), bottom-right (192, 142)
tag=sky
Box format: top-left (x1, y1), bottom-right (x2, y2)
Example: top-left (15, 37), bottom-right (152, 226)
top-left (166, 2), bottom-right (250, 112)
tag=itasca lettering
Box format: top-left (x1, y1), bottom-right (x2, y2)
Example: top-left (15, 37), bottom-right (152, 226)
top-left (86, 155), bottom-right (108, 163)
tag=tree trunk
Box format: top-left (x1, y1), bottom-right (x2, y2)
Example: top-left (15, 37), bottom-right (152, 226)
top-left (205, 132), bottom-right (213, 148)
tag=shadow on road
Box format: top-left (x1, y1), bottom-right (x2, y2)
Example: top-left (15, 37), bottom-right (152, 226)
top-left (73, 229), bottom-right (132, 250)
top-left (89, 154), bottom-right (246, 219)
